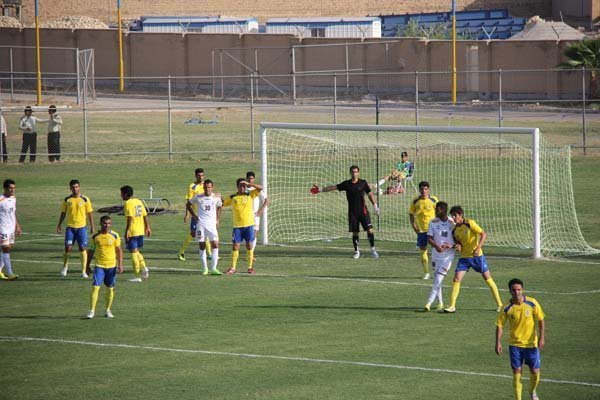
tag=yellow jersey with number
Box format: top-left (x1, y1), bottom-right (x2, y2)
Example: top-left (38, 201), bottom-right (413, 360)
top-left (123, 198), bottom-right (147, 237)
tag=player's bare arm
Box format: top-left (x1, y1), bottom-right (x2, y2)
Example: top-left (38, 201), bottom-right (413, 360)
top-left (409, 214), bottom-right (419, 234)
top-left (538, 319), bottom-right (545, 350)
top-left (88, 211), bottom-right (95, 234)
top-left (495, 326), bottom-right (503, 355)
top-left (143, 216), bottom-right (152, 237)
top-left (475, 230), bottom-right (487, 256)
top-left (186, 201), bottom-right (198, 221)
top-left (56, 211), bottom-right (66, 233)
top-left (116, 245), bottom-right (124, 273)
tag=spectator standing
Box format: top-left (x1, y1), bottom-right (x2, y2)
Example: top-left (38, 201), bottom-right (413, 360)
top-left (47, 105), bottom-right (63, 162)
top-left (18, 106), bottom-right (46, 163)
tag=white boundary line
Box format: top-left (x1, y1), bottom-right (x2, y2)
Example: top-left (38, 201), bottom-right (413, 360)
top-left (0, 336), bottom-right (598, 388)
top-left (10, 260), bottom-right (600, 295)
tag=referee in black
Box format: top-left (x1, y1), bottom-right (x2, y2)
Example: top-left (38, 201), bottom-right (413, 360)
top-left (312, 165), bottom-right (380, 259)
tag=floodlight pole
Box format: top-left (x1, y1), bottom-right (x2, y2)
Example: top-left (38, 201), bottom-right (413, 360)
top-left (34, 0), bottom-right (42, 105)
top-left (451, 0), bottom-right (457, 105)
top-left (117, 0), bottom-right (125, 92)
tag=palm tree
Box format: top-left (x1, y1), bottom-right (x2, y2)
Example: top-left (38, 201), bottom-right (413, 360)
top-left (560, 39), bottom-right (600, 98)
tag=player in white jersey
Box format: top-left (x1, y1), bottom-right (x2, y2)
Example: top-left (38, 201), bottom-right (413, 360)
top-left (246, 172), bottom-right (269, 256)
top-left (186, 179), bottom-right (223, 276)
top-left (424, 201), bottom-right (455, 311)
top-left (0, 179), bottom-right (22, 280)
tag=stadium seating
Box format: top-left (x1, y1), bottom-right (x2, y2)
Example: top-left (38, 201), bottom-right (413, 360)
top-left (379, 9), bottom-right (526, 40)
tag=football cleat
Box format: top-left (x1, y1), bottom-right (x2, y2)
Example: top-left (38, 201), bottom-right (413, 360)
top-left (81, 272), bottom-right (89, 278)
top-left (371, 249), bottom-right (379, 259)
top-left (128, 277), bottom-right (143, 283)
top-left (247, 267), bottom-right (256, 274)
top-left (443, 306), bottom-right (456, 313)
top-left (178, 253), bottom-right (186, 261)
top-left (5, 274), bottom-right (18, 280)
top-left (141, 267), bottom-right (149, 280)
top-left (210, 269), bottom-right (223, 276)
top-left (422, 273), bottom-right (431, 280)
top-left (424, 303), bottom-right (431, 312)
top-left (60, 267), bottom-right (68, 277)
top-left (201, 268), bottom-right (209, 276)
top-left (353, 251), bottom-right (360, 259)
top-left (530, 393), bottom-right (539, 400)
top-left (86, 310), bottom-right (95, 319)
top-left (225, 267), bottom-right (236, 275)
top-left (497, 305), bottom-right (503, 312)
top-left (0, 272), bottom-right (7, 280)
top-left (436, 303), bottom-right (445, 311)
top-left (105, 309), bottom-right (114, 318)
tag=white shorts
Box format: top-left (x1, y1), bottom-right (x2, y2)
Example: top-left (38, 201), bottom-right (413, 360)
top-left (0, 231), bottom-right (15, 247)
top-left (431, 256), bottom-right (454, 276)
top-left (196, 225), bottom-right (219, 242)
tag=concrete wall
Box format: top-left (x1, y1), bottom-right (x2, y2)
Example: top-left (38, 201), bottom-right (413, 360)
top-left (0, 28), bottom-right (582, 99)
top-left (18, 0), bottom-right (551, 25)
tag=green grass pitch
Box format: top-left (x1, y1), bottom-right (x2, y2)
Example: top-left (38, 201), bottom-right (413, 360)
top-left (0, 157), bottom-right (599, 400)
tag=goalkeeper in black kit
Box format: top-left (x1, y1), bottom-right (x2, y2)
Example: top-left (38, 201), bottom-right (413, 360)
top-left (311, 165), bottom-right (380, 259)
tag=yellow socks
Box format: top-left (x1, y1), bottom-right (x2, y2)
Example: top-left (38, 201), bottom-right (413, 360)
top-left (80, 250), bottom-right (88, 274)
top-left (420, 248), bottom-right (429, 273)
top-left (247, 249), bottom-right (254, 268)
top-left (449, 281), bottom-right (461, 308)
top-left (105, 287), bottom-right (115, 310)
top-left (485, 278), bottom-right (503, 307)
top-left (131, 252), bottom-right (141, 277)
top-left (179, 233), bottom-right (193, 254)
top-left (63, 252), bottom-right (70, 268)
top-left (137, 252), bottom-right (147, 269)
top-left (90, 286), bottom-right (100, 311)
top-left (530, 372), bottom-right (540, 396)
top-left (231, 250), bottom-right (239, 269)
top-left (513, 372), bottom-right (522, 400)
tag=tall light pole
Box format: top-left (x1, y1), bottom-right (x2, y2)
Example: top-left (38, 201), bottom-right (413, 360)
top-left (34, 0), bottom-right (42, 105)
top-left (117, 0), bottom-right (125, 92)
top-left (451, 0), bottom-right (457, 104)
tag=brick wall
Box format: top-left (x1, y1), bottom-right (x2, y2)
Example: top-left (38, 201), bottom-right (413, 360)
top-left (19, 0), bottom-right (551, 25)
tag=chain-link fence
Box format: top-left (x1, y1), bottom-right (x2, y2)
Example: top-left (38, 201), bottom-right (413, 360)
top-left (0, 69), bottom-right (598, 162)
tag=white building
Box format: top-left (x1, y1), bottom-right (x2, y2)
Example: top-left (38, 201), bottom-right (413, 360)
top-left (140, 16), bottom-right (259, 34)
top-left (266, 17), bottom-right (382, 38)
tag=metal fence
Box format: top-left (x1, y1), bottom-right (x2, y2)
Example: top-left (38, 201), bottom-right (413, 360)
top-left (0, 69), bottom-right (598, 162)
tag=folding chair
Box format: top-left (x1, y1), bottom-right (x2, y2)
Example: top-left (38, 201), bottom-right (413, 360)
top-left (402, 162), bottom-right (418, 195)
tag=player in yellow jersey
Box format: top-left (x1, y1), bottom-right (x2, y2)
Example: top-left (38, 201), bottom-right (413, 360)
top-left (443, 205), bottom-right (503, 313)
top-left (120, 185), bottom-right (151, 283)
top-left (85, 215), bottom-right (123, 319)
top-left (57, 179), bottom-right (95, 278)
top-left (409, 181), bottom-right (438, 279)
top-left (178, 168), bottom-right (212, 261)
top-left (496, 278), bottom-right (545, 400)
top-left (223, 177), bottom-right (262, 274)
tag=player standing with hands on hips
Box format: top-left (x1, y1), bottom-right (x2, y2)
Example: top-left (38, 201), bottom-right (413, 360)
top-left (312, 165), bottom-right (380, 259)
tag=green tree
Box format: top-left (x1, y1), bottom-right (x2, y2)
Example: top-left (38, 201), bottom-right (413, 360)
top-left (560, 39), bottom-right (600, 98)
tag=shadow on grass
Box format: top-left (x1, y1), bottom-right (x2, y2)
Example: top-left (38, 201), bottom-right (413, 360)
top-left (0, 315), bottom-right (82, 320)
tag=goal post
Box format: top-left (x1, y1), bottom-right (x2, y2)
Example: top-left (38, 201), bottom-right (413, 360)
top-left (260, 122), bottom-right (595, 258)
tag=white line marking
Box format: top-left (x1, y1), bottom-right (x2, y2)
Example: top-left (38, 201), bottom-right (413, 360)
top-left (10, 260), bottom-right (600, 295)
top-left (0, 336), bottom-right (597, 388)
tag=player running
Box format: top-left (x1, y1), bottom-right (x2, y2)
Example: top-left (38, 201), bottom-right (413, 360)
top-left (57, 179), bottom-right (95, 278)
top-left (186, 179), bottom-right (223, 276)
top-left (312, 165), bottom-right (380, 259)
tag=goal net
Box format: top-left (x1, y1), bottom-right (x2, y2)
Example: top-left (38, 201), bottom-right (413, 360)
top-left (260, 122), bottom-right (598, 258)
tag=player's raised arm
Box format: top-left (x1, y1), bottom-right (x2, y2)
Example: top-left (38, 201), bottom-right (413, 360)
top-left (311, 184), bottom-right (337, 194)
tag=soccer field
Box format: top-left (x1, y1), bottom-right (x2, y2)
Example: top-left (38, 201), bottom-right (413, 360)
top-left (0, 158), bottom-right (599, 400)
